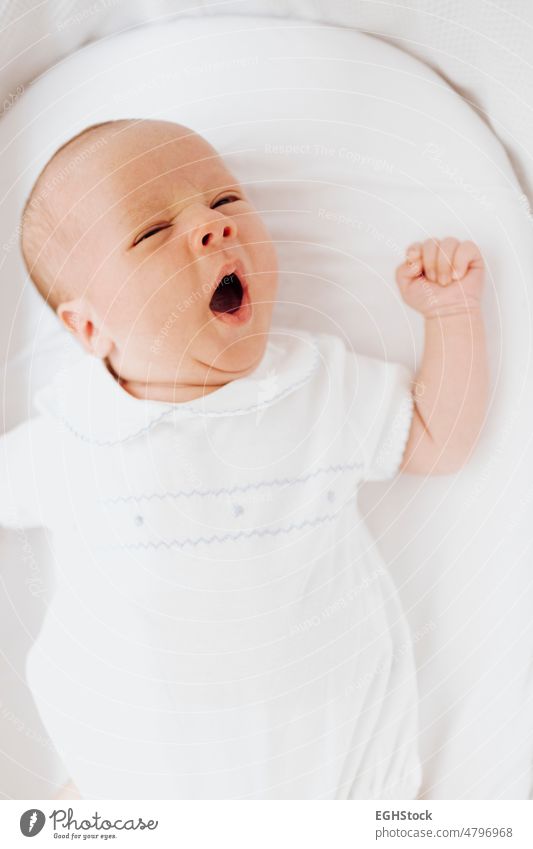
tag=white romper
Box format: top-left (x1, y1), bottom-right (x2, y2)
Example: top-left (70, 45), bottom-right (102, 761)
top-left (1, 328), bottom-right (421, 799)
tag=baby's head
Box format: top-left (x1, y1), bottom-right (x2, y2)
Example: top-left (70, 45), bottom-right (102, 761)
top-left (21, 119), bottom-right (278, 400)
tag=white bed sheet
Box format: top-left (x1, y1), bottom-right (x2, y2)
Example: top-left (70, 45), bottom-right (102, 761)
top-left (0, 15), bottom-right (532, 798)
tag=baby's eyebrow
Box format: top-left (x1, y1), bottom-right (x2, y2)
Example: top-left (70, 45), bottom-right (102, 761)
top-left (120, 199), bottom-right (174, 233)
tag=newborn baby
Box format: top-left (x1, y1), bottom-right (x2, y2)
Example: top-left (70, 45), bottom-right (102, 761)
top-left (7, 119), bottom-right (487, 800)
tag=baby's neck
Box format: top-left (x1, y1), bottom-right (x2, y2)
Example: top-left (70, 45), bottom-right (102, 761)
top-left (105, 360), bottom-right (225, 404)
top-left (123, 378), bottom-right (225, 403)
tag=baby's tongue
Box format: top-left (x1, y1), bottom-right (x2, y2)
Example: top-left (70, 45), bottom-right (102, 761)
top-left (209, 273), bottom-right (243, 314)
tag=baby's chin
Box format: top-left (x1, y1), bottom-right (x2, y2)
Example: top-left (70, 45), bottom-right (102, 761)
top-left (205, 329), bottom-right (270, 378)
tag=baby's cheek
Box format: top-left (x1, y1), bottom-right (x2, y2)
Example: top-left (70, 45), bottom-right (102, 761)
top-left (253, 230), bottom-right (278, 280)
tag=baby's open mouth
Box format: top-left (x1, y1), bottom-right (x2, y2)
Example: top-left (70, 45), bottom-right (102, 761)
top-left (209, 272), bottom-right (244, 314)
top-left (208, 265), bottom-right (252, 326)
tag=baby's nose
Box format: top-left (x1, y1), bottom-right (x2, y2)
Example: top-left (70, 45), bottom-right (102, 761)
top-left (190, 211), bottom-right (237, 253)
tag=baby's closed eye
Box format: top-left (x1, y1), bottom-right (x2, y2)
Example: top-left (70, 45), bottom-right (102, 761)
top-left (133, 223), bottom-right (172, 245)
top-left (211, 193), bottom-right (240, 208)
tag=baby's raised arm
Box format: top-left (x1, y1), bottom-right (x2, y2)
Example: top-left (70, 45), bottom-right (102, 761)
top-left (395, 237), bottom-right (489, 475)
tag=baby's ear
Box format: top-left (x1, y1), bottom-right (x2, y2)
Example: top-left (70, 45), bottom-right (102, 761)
top-left (57, 298), bottom-right (113, 359)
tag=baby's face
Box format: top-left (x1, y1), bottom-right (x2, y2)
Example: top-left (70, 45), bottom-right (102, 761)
top-left (57, 121), bottom-right (278, 397)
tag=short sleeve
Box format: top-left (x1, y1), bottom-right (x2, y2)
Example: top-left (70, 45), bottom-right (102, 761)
top-left (0, 417), bottom-right (51, 529)
top-left (347, 351), bottom-right (414, 483)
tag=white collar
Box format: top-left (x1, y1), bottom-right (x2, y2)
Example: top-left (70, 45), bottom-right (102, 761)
top-left (34, 327), bottom-right (321, 445)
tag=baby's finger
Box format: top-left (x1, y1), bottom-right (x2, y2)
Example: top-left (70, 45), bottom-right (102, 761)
top-left (422, 238), bottom-right (439, 282)
top-left (452, 240), bottom-right (484, 280)
top-left (436, 237), bottom-right (459, 285)
top-left (405, 242), bottom-right (422, 274)
top-left (406, 242), bottom-right (422, 258)
top-left (396, 259), bottom-right (420, 286)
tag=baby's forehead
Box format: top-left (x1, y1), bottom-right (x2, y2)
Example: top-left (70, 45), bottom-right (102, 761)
top-left (81, 128), bottom-right (236, 210)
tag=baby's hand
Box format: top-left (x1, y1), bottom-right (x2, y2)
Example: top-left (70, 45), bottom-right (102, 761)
top-left (395, 237), bottom-right (484, 318)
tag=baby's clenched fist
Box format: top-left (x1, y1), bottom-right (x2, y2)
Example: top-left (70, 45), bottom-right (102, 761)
top-left (395, 237), bottom-right (484, 318)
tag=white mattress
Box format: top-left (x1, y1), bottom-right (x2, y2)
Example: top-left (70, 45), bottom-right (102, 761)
top-left (0, 14), bottom-right (532, 798)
